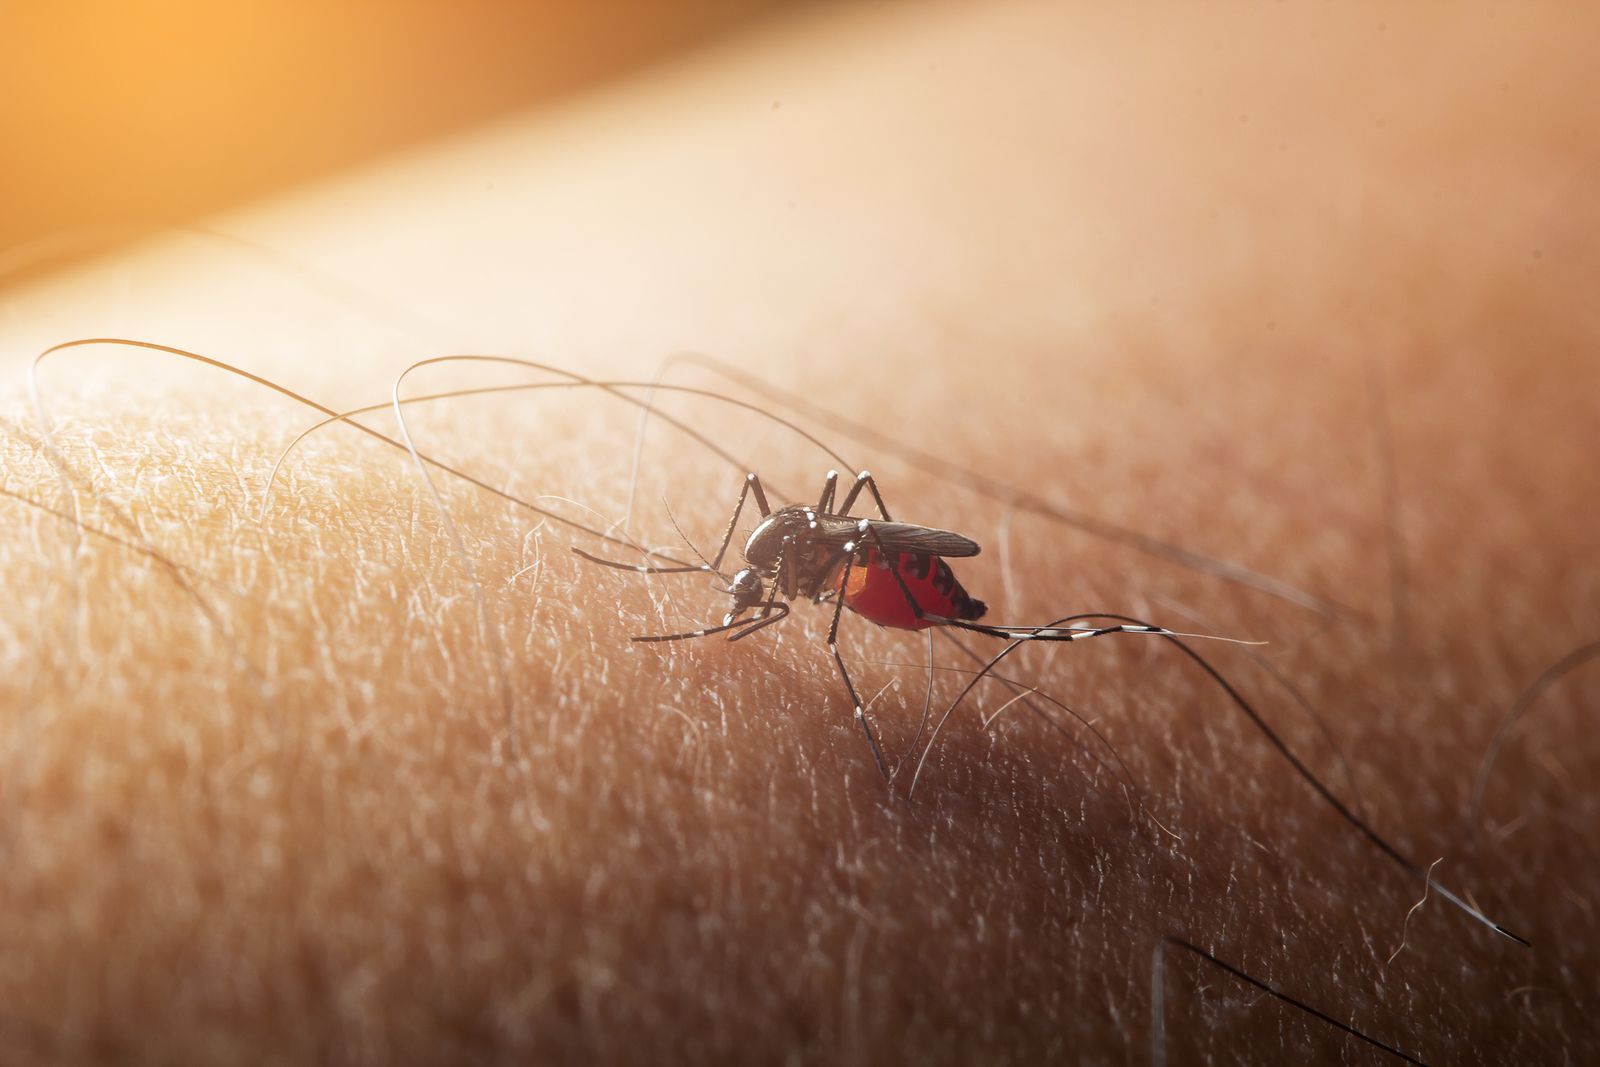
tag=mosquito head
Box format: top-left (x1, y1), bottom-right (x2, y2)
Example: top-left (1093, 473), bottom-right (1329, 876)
top-left (729, 568), bottom-right (766, 613)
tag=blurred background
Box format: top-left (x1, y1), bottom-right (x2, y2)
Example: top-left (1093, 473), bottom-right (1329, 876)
top-left (0, 1), bottom-right (816, 285)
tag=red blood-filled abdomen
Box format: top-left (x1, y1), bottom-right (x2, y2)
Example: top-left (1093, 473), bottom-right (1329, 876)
top-left (837, 548), bottom-right (987, 631)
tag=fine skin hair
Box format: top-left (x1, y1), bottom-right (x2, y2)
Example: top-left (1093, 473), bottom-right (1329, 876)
top-left (3, 4), bottom-right (1599, 1064)
top-left (2, 316), bottom-right (1593, 1064)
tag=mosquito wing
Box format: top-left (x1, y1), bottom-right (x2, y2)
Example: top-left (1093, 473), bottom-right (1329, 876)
top-left (810, 515), bottom-right (981, 558)
top-left (870, 521), bottom-right (982, 557)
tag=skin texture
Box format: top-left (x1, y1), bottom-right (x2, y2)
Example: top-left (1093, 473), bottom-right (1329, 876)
top-left (1, 2), bottom-right (1597, 1063)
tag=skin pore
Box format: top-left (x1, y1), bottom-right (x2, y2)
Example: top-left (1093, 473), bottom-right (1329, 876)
top-left (2, 2), bottom-right (1597, 1063)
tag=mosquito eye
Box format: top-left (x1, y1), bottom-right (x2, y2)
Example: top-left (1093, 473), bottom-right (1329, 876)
top-left (730, 570), bottom-right (763, 601)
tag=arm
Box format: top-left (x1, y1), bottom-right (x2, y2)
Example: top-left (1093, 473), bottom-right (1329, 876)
top-left (2, 2), bottom-right (1594, 1062)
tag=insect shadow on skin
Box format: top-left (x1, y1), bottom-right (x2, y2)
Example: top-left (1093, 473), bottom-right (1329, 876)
top-left (21, 337), bottom-right (1531, 1062)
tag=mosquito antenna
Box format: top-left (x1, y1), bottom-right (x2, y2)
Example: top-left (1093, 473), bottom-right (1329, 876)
top-left (1151, 936), bottom-right (1426, 1065)
top-left (659, 496), bottom-right (726, 580)
top-left (652, 350), bottom-right (1352, 619)
top-left (1467, 638), bottom-right (1600, 827)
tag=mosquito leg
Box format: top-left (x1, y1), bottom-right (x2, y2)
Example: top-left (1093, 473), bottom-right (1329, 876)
top-left (651, 350), bottom-right (1347, 617)
top-left (836, 470), bottom-right (893, 520)
top-left (943, 618), bottom-right (1172, 643)
top-left (908, 613), bottom-right (1125, 799)
top-left (825, 543), bottom-right (892, 782)
top-left (846, 525), bottom-right (1160, 809)
top-left (746, 472), bottom-right (772, 515)
top-left (696, 471), bottom-right (772, 574)
top-left (729, 602), bottom-right (790, 641)
top-left (689, 471), bottom-right (766, 576)
top-left (815, 469), bottom-right (839, 513)
top-left (631, 618), bottom-right (752, 643)
top-left (903, 599), bottom-right (1530, 943)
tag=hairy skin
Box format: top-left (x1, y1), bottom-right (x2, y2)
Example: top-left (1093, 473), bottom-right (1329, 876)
top-left (2, 2), bottom-right (1598, 1063)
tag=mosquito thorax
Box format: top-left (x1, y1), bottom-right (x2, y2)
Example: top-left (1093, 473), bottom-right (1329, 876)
top-left (741, 506), bottom-right (816, 574)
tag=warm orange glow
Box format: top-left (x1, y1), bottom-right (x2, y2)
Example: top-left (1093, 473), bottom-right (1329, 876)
top-left (0, 2), bottom-right (807, 282)
top-left (1, 2), bottom-right (1597, 1061)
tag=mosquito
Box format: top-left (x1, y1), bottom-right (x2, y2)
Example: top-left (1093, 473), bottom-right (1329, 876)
top-left (576, 466), bottom-right (1195, 781)
top-left (575, 459), bottom-right (1528, 949)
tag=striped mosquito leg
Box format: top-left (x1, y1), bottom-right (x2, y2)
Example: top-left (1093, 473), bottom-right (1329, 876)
top-left (836, 470), bottom-right (893, 521)
top-left (815, 469), bottom-right (839, 513)
top-left (705, 473), bottom-right (770, 573)
top-left (631, 618), bottom-right (749, 643)
top-left (825, 540), bottom-right (892, 781)
top-left (942, 620), bottom-right (1173, 643)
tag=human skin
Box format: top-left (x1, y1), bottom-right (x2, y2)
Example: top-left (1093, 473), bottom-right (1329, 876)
top-left (2, 2), bottom-right (1597, 1064)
